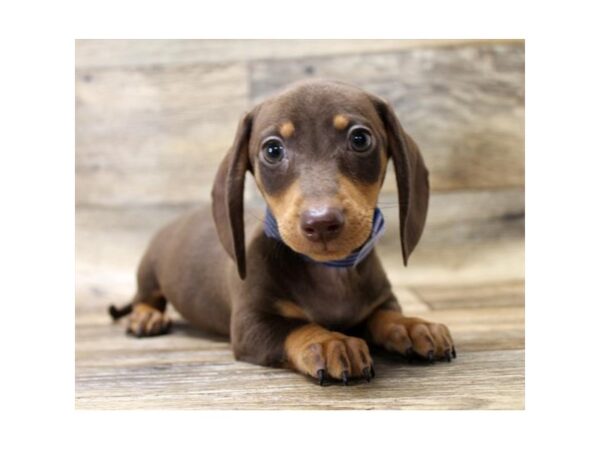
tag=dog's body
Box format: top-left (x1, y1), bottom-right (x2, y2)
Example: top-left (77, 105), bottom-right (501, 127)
top-left (110, 80), bottom-right (455, 385)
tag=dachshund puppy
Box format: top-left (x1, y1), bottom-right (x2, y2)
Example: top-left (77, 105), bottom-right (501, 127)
top-left (109, 80), bottom-right (455, 385)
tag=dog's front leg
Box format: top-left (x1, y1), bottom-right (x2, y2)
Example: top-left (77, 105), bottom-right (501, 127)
top-left (366, 299), bottom-right (457, 362)
top-left (231, 309), bottom-right (374, 385)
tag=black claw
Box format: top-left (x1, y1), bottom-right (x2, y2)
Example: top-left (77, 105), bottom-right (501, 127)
top-left (444, 350), bottom-right (452, 362)
top-left (317, 369), bottom-right (325, 386)
top-left (405, 347), bottom-right (414, 362)
top-left (427, 350), bottom-right (435, 363)
top-left (452, 347), bottom-right (457, 358)
top-left (341, 370), bottom-right (349, 386)
top-left (370, 365), bottom-right (376, 378)
top-left (362, 367), bottom-right (372, 382)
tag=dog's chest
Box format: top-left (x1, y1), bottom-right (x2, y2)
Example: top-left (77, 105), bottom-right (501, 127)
top-left (291, 267), bottom-right (376, 329)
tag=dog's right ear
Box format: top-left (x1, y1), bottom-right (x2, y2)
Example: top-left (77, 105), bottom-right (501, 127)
top-left (211, 111), bottom-right (254, 280)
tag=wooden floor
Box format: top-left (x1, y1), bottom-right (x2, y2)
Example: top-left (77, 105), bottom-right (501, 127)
top-left (75, 205), bottom-right (524, 410)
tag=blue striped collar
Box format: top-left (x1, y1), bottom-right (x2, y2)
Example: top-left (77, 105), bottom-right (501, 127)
top-left (263, 207), bottom-right (385, 268)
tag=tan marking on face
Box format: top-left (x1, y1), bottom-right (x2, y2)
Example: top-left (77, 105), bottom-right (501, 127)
top-left (379, 152), bottom-right (389, 182)
top-left (338, 175), bottom-right (380, 212)
top-left (275, 300), bottom-right (310, 321)
top-left (262, 179), bottom-right (303, 222)
top-left (333, 114), bottom-right (349, 130)
top-left (279, 121), bottom-right (295, 138)
top-left (259, 178), bottom-right (312, 253)
top-left (308, 175), bottom-right (380, 259)
top-left (257, 165), bottom-right (385, 262)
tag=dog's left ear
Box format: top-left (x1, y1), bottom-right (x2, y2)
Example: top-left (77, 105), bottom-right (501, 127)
top-left (372, 97), bottom-right (430, 265)
top-left (211, 111), bottom-right (254, 279)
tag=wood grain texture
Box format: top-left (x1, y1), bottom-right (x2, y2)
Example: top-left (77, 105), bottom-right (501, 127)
top-left (414, 280), bottom-right (524, 310)
top-left (76, 62), bottom-right (248, 206)
top-left (250, 43), bottom-right (524, 192)
top-left (75, 40), bottom-right (524, 206)
top-left (378, 187), bottom-right (524, 246)
top-left (76, 348), bottom-right (524, 410)
top-left (75, 39), bottom-right (519, 68)
top-left (76, 305), bottom-right (523, 410)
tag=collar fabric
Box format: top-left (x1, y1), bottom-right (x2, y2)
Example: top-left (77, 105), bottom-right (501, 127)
top-left (263, 207), bottom-right (385, 268)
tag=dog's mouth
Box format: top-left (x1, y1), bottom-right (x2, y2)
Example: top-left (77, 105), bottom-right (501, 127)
top-left (300, 242), bottom-right (355, 262)
top-left (264, 194), bottom-right (377, 263)
top-left (279, 218), bottom-right (373, 262)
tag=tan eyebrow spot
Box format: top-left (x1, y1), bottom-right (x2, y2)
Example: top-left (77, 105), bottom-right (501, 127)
top-left (279, 121), bottom-right (295, 138)
top-left (333, 114), bottom-right (349, 130)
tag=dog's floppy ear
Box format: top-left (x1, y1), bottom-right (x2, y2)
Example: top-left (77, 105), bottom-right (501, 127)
top-left (372, 97), bottom-right (430, 265)
top-left (211, 111), bottom-right (254, 279)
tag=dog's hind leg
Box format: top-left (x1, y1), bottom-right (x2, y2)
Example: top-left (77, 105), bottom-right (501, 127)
top-left (108, 250), bottom-right (172, 338)
top-left (125, 292), bottom-right (171, 338)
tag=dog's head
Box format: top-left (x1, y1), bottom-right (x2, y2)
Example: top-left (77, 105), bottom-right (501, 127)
top-left (212, 80), bottom-right (429, 278)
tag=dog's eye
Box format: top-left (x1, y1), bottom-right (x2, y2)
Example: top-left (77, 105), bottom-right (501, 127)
top-left (348, 127), bottom-right (373, 152)
top-left (262, 139), bottom-right (285, 164)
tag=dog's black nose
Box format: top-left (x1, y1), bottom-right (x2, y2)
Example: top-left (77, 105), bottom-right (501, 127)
top-left (300, 208), bottom-right (345, 242)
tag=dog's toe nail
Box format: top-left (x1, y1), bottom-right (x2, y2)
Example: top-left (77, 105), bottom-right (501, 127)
top-left (362, 367), bottom-right (371, 382)
top-left (445, 350), bottom-right (452, 362)
top-left (341, 370), bottom-right (349, 386)
top-left (128, 326), bottom-right (141, 337)
top-left (452, 347), bottom-right (457, 358)
top-left (317, 369), bottom-right (325, 386)
top-left (370, 365), bottom-right (375, 378)
top-left (427, 350), bottom-right (434, 363)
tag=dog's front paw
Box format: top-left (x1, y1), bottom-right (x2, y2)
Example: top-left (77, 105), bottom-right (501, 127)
top-left (368, 310), bottom-right (456, 362)
top-left (285, 324), bottom-right (374, 385)
top-left (127, 303), bottom-right (171, 337)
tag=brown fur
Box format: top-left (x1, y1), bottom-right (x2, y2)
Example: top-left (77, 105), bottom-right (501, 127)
top-left (109, 80), bottom-right (455, 385)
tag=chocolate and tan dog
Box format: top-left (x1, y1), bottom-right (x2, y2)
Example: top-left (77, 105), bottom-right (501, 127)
top-left (109, 80), bottom-right (455, 385)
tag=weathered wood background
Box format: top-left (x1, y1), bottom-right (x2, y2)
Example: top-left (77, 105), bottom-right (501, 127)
top-left (75, 39), bottom-right (525, 409)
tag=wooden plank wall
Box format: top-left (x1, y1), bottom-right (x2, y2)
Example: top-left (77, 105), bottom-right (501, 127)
top-left (76, 40), bottom-right (524, 247)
